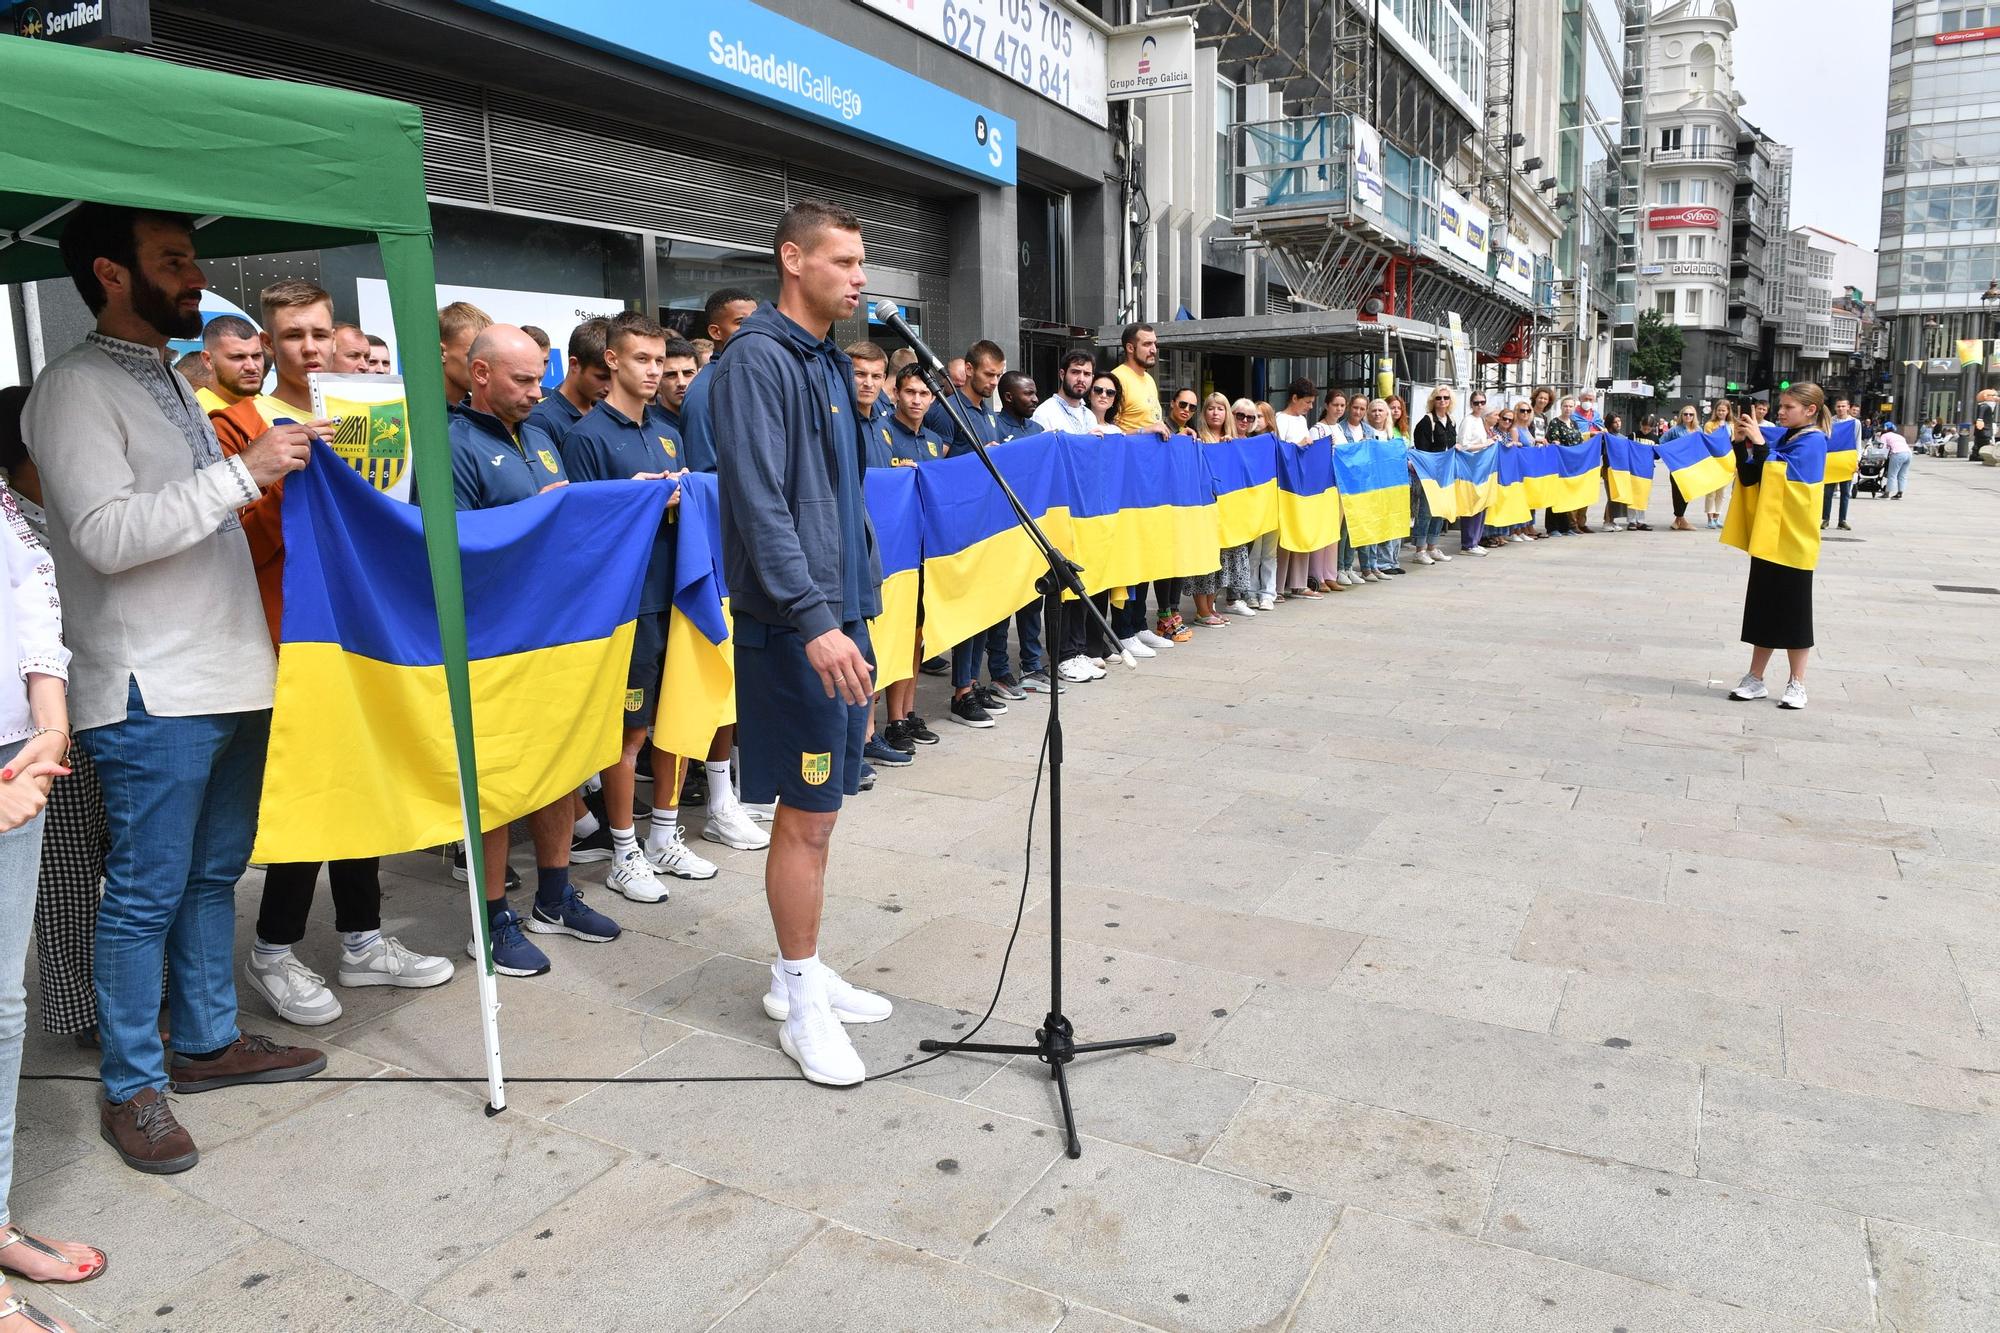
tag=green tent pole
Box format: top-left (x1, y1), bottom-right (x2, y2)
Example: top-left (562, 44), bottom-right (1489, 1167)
top-left (379, 231), bottom-right (506, 1114)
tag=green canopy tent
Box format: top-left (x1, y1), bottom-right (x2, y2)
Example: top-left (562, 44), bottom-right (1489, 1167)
top-left (0, 36), bottom-right (510, 1109)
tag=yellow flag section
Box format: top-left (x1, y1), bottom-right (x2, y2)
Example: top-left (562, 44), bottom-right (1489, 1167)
top-left (254, 443), bottom-right (669, 862)
top-left (655, 473), bottom-right (735, 760)
top-left (1274, 437), bottom-right (1342, 552)
top-left (865, 465), bottom-right (922, 692)
top-left (1722, 426), bottom-right (1827, 572)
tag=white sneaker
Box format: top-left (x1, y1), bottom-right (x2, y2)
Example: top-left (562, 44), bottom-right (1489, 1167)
top-left (1413, 550), bottom-right (1434, 566)
top-left (1086, 657), bottom-right (1108, 679)
top-left (776, 968), bottom-right (866, 1086)
top-left (1462, 544), bottom-right (1488, 557)
top-left (744, 801), bottom-right (775, 824)
top-left (1779, 679), bottom-right (1808, 710)
top-left (338, 935), bottom-right (455, 989)
top-left (1345, 570), bottom-right (1364, 585)
top-left (644, 826), bottom-right (719, 880)
top-left (609, 847), bottom-right (672, 902)
top-left (1224, 598), bottom-right (1256, 617)
top-left (1135, 629), bottom-right (1175, 650)
top-left (244, 951), bottom-right (342, 1026)
top-left (1430, 547), bottom-right (1452, 562)
top-left (1119, 636), bottom-right (1157, 659)
top-left (1057, 656), bottom-right (1095, 683)
top-left (1512, 533), bottom-right (1532, 543)
top-left (1256, 593), bottom-right (1276, 610)
top-left (1728, 674), bottom-right (1768, 701)
top-left (701, 800), bottom-right (770, 851)
top-left (762, 961), bottom-right (894, 1024)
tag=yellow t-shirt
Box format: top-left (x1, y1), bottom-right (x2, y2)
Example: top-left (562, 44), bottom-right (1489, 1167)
top-left (194, 386), bottom-right (232, 416)
top-left (1111, 363), bottom-right (1162, 436)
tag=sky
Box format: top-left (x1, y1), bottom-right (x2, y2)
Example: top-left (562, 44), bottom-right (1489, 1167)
top-left (1729, 0), bottom-right (1892, 252)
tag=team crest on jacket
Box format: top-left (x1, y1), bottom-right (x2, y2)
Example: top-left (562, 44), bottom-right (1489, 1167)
top-left (660, 435), bottom-right (677, 460)
top-left (801, 751), bottom-right (831, 786)
top-left (537, 448), bottom-right (558, 474)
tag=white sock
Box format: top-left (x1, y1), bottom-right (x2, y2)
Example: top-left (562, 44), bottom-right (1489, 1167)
top-left (779, 953), bottom-right (820, 1007)
top-left (252, 937), bottom-right (291, 963)
top-left (645, 815), bottom-right (680, 855)
top-left (342, 929), bottom-right (380, 956)
top-left (704, 759), bottom-right (733, 803)
top-left (611, 825), bottom-right (638, 858)
top-left (573, 810), bottom-right (600, 839)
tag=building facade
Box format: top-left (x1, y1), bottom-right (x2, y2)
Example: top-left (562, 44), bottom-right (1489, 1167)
top-left (1880, 0), bottom-right (2000, 428)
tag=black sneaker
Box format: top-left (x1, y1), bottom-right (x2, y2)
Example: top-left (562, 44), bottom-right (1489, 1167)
top-left (903, 713), bottom-right (940, 745)
top-left (882, 718), bottom-right (918, 754)
top-left (680, 763), bottom-right (708, 808)
top-left (633, 747), bottom-right (653, 786)
top-left (920, 655), bottom-right (950, 676)
top-left (570, 822), bottom-right (615, 864)
top-left (584, 784), bottom-right (651, 827)
top-left (449, 843), bottom-right (521, 892)
top-left (988, 675), bottom-right (1028, 702)
top-left (973, 684), bottom-right (1010, 715)
top-left (950, 693), bottom-right (995, 728)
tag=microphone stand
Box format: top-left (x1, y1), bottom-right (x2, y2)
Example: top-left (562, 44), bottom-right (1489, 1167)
top-left (910, 361), bottom-right (1176, 1160)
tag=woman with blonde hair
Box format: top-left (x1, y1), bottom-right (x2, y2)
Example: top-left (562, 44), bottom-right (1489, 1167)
top-left (1184, 393), bottom-right (1240, 625)
top-left (1234, 398), bottom-right (1282, 609)
top-left (1408, 385), bottom-right (1456, 564)
top-left (1725, 383), bottom-right (1831, 711)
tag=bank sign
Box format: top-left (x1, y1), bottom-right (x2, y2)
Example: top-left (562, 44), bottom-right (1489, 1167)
top-left (458, 0), bottom-right (1016, 185)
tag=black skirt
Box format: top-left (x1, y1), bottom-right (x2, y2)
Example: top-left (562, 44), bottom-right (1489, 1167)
top-left (1742, 557), bottom-right (1813, 649)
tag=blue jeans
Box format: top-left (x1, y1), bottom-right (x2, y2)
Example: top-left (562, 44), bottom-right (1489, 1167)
top-left (987, 603), bottom-right (1044, 679)
top-left (1410, 480), bottom-right (1444, 547)
top-left (1820, 480), bottom-right (1851, 524)
top-left (950, 634), bottom-right (983, 690)
top-left (1886, 452), bottom-right (1911, 494)
top-left (0, 739), bottom-right (43, 1225)
top-left (82, 681), bottom-right (268, 1103)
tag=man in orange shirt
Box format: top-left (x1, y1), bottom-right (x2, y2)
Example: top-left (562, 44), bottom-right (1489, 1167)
top-left (208, 279), bottom-right (454, 1028)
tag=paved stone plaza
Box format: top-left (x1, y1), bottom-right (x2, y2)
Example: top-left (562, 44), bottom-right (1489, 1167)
top-left (14, 458), bottom-right (2000, 1331)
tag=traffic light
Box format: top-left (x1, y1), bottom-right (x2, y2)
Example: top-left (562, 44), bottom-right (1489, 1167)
top-left (1778, 379), bottom-right (1791, 391)
top-left (1726, 381), bottom-right (1740, 391)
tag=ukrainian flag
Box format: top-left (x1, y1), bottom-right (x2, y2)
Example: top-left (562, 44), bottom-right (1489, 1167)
top-left (1603, 434), bottom-right (1656, 510)
top-left (1547, 441), bottom-right (1604, 511)
top-left (1204, 434), bottom-right (1279, 547)
top-left (1723, 426), bottom-right (1827, 571)
top-left (1825, 417), bottom-right (1859, 485)
top-left (1065, 432), bottom-right (1219, 590)
top-left (1514, 442), bottom-right (1560, 511)
top-left (1658, 425), bottom-right (1736, 501)
top-left (1407, 448), bottom-right (1460, 521)
top-left (1274, 437), bottom-right (1341, 551)
top-left (865, 465), bottom-right (922, 692)
top-left (1450, 445), bottom-right (1500, 517)
top-left (1331, 435), bottom-right (1412, 546)
top-left (1488, 446), bottom-right (1533, 527)
top-left (254, 441), bottom-right (668, 862)
top-left (916, 434), bottom-right (1075, 651)
top-left (655, 473), bottom-right (735, 761)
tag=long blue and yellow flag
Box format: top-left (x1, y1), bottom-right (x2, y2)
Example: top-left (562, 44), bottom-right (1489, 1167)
top-left (255, 441), bottom-right (668, 861)
top-left (1450, 445), bottom-right (1500, 518)
top-left (1825, 417), bottom-right (1859, 486)
top-left (916, 434), bottom-right (1075, 651)
top-left (865, 465), bottom-right (922, 692)
top-left (1406, 449), bottom-right (1461, 522)
top-left (1603, 434), bottom-right (1656, 510)
top-left (1724, 426), bottom-right (1827, 571)
top-left (1658, 425), bottom-right (1736, 501)
top-left (656, 473), bottom-right (734, 761)
top-left (1066, 432), bottom-right (1219, 588)
top-left (1549, 441), bottom-right (1603, 512)
top-left (1489, 446), bottom-right (1534, 527)
top-left (1514, 440), bottom-right (1559, 512)
top-left (1204, 434), bottom-right (1279, 548)
top-left (1330, 435), bottom-right (1411, 546)
top-left (1274, 437), bottom-right (1342, 551)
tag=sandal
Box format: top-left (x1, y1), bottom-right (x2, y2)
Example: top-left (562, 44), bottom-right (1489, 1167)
top-left (0, 1230), bottom-right (105, 1285)
top-left (0, 1296), bottom-right (71, 1332)
top-left (1195, 613), bottom-right (1228, 627)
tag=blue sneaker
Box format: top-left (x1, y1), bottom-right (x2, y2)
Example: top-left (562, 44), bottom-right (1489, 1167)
top-left (858, 762), bottom-right (877, 792)
top-left (468, 907), bottom-right (549, 977)
top-left (863, 735), bottom-right (912, 767)
top-left (526, 883), bottom-right (622, 943)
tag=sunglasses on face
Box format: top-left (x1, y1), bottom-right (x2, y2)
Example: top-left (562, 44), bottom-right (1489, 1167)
top-left (1471, 398), bottom-right (1486, 405)
top-left (1090, 387), bottom-right (1115, 396)
top-left (1233, 411), bottom-right (1258, 421)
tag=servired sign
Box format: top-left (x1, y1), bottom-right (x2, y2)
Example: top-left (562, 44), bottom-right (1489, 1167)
top-left (1648, 205), bottom-right (1722, 230)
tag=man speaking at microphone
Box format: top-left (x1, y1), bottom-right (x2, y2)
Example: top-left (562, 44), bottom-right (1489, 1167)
top-left (713, 200), bottom-right (893, 1086)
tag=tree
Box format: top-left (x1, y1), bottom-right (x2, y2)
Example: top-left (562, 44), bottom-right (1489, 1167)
top-left (1630, 309), bottom-right (1685, 403)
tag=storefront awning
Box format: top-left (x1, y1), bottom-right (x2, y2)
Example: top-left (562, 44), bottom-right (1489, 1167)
top-left (1097, 310), bottom-right (1444, 359)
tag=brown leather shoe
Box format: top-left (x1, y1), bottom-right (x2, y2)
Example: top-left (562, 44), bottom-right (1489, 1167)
top-left (168, 1033), bottom-right (327, 1094)
top-left (100, 1088), bottom-right (198, 1175)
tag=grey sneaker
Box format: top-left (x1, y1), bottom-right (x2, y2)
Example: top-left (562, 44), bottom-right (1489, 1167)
top-left (1728, 674), bottom-right (1768, 701)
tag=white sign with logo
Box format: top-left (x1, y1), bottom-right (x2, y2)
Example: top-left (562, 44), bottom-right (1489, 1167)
top-left (355, 278), bottom-right (629, 390)
top-left (854, 0), bottom-right (1108, 126)
top-left (1433, 184), bottom-right (1490, 273)
top-left (1350, 117), bottom-right (1385, 217)
top-left (1105, 16), bottom-right (1194, 101)
top-left (1493, 230), bottom-right (1534, 298)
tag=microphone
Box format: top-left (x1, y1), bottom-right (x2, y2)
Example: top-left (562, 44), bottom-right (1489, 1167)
top-left (872, 300), bottom-right (943, 373)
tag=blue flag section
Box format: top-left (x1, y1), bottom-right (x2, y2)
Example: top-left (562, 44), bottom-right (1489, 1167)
top-left (1274, 437), bottom-right (1342, 552)
top-left (1331, 436), bottom-right (1412, 546)
top-left (1659, 425), bottom-right (1737, 502)
top-left (1603, 434), bottom-right (1656, 510)
top-left (656, 473), bottom-right (735, 760)
top-left (1826, 417), bottom-right (1859, 486)
top-left (1206, 435), bottom-right (1281, 547)
top-left (1407, 448), bottom-right (1460, 522)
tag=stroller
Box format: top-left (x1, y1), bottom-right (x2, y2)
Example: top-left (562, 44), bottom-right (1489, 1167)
top-left (1854, 440), bottom-right (1890, 497)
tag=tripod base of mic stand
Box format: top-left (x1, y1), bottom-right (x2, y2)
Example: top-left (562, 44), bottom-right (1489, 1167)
top-left (919, 1014), bottom-right (1175, 1159)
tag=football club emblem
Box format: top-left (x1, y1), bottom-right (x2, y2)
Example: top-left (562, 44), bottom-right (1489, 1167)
top-left (801, 752), bottom-right (832, 786)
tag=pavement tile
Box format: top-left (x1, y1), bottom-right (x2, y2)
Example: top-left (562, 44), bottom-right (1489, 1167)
top-left (173, 1081), bottom-right (623, 1298)
top-left (1953, 946), bottom-right (2000, 1037)
top-left (421, 1157), bottom-right (821, 1331)
top-left (1551, 973), bottom-right (1783, 1074)
top-left (1484, 1145), bottom-right (1874, 1329)
top-left (1021, 888), bottom-right (1365, 987)
top-left (971, 1140), bottom-right (1339, 1333)
top-left (551, 1031), bottom-right (1062, 1258)
top-left (712, 1224), bottom-right (1066, 1333)
top-left (674, 889), bottom-right (944, 974)
top-left (1516, 888), bottom-right (1978, 1031)
top-left (967, 1049), bottom-right (1255, 1161)
top-left (1782, 1007), bottom-right (2000, 1113)
top-left (1700, 1066), bottom-right (2000, 1241)
top-left (1254, 855), bottom-right (1535, 956)
top-left (1201, 1083), bottom-right (1506, 1232)
top-left (120, 1238), bottom-right (458, 1333)
top-left (1201, 987), bottom-right (1699, 1172)
top-left (1289, 1208), bottom-right (1818, 1332)
top-left (1200, 792), bottom-right (1389, 854)
top-left (1053, 1308), bottom-right (1167, 1332)
top-left (506, 926), bottom-right (712, 1014)
top-left (1355, 814), bottom-right (1672, 901)
top-left (1331, 937), bottom-right (1571, 1032)
top-left (1668, 852), bottom-right (2000, 954)
top-left (1868, 1217), bottom-right (2000, 1333)
top-left (1644, 820), bottom-right (1905, 876)
top-left (1682, 774), bottom-right (1891, 821)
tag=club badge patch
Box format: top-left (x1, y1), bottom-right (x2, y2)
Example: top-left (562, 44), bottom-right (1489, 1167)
top-left (625, 688), bottom-right (645, 712)
top-left (801, 752), bottom-right (832, 786)
top-left (538, 448), bottom-right (559, 475)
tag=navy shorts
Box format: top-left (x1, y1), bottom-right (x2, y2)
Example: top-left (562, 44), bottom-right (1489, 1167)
top-left (623, 610), bottom-right (670, 729)
top-left (736, 617), bottom-right (873, 814)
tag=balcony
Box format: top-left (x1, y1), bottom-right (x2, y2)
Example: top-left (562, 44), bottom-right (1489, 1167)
top-left (1651, 145), bottom-right (1738, 166)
